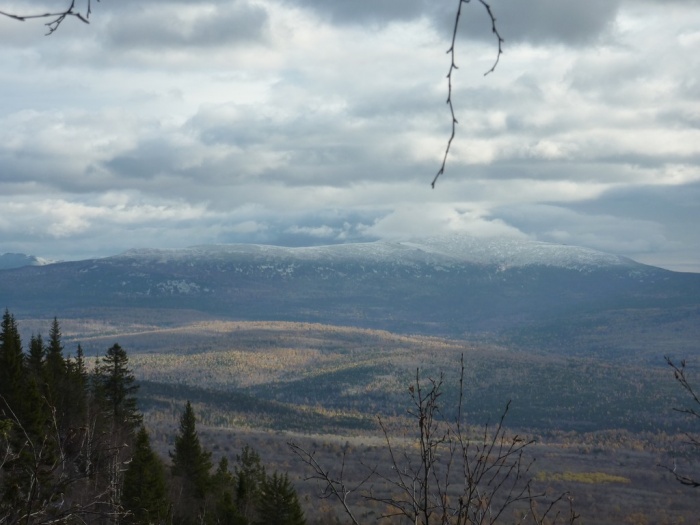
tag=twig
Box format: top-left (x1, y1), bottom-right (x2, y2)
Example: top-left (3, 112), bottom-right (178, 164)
top-left (0, 0), bottom-right (97, 35)
top-left (432, 0), bottom-right (504, 188)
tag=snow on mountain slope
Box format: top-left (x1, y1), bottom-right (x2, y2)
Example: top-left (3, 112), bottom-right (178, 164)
top-left (398, 234), bottom-right (641, 271)
top-left (117, 234), bottom-right (648, 273)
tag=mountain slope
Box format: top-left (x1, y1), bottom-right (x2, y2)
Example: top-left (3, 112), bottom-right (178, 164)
top-left (1, 235), bottom-right (698, 355)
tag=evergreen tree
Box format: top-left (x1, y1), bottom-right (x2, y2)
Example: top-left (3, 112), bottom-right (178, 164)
top-left (170, 401), bottom-right (213, 525)
top-left (122, 427), bottom-right (170, 525)
top-left (44, 318), bottom-right (70, 433)
top-left (234, 444), bottom-right (266, 523)
top-left (63, 344), bottom-right (89, 436)
top-left (255, 472), bottom-right (306, 525)
top-left (211, 457), bottom-right (246, 525)
top-left (45, 317), bottom-right (66, 388)
top-left (0, 309), bottom-right (24, 419)
top-left (95, 343), bottom-right (141, 429)
top-left (27, 333), bottom-right (45, 378)
top-left (170, 401), bottom-right (212, 499)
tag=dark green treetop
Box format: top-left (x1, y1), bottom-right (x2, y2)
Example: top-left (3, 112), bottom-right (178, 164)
top-left (170, 400), bottom-right (212, 500)
top-left (255, 472), bottom-right (306, 525)
top-left (95, 343), bottom-right (141, 429)
top-left (122, 426), bottom-right (170, 525)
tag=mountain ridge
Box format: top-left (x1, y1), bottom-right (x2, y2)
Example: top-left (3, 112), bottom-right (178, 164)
top-left (2, 235), bottom-right (698, 358)
top-left (114, 235), bottom-right (648, 272)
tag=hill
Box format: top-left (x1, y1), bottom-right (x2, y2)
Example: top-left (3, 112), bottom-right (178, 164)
top-left (2, 235), bottom-right (699, 360)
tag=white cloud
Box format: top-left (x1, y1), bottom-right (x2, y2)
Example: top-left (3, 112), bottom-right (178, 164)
top-left (0, 0), bottom-right (699, 271)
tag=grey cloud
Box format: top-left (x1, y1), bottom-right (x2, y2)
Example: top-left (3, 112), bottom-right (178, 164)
top-left (104, 2), bottom-right (269, 49)
top-left (492, 203), bottom-right (671, 256)
top-left (277, 0), bottom-right (428, 25)
top-left (185, 102), bottom-right (433, 187)
top-left (278, 0), bottom-right (620, 45)
top-left (216, 210), bottom-right (380, 246)
top-left (566, 182), bottom-right (700, 227)
top-left (430, 0), bottom-right (622, 46)
top-left (492, 181), bottom-right (700, 268)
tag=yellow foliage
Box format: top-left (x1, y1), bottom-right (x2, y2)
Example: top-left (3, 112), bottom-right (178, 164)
top-left (536, 470), bottom-right (631, 485)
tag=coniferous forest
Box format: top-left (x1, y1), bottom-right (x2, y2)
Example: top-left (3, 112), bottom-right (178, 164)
top-left (0, 310), bottom-right (306, 525)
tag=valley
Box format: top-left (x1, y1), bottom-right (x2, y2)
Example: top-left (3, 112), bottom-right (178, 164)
top-left (14, 314), bottom-right (699, 524)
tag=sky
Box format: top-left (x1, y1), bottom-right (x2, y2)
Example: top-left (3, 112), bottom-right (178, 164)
top-left (1, 0), bottom-right (699, 272)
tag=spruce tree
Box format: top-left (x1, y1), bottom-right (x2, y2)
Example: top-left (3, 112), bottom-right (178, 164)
top-left (211, 457), bottom-right (246, 525)
top-left (44, 318), bottom-right (69, 432)
top-left (95, 343), bottom-right (141, 429)
top-left (27, 333), bottom-right (45, 378)
top-left (235, 444), bottom-right (266, 523)
top-left (255, 472), bottom-right (306, 525)
top-left (45, 317), bottom-right (66, 388)
top-left (122, 427), bottom-right (170, 525)
top-left (0, 309), bottom-right (24, 418)
top-left (64, 344), bottom-right (89, 433)
top-left (170, 401), bottom-right (212, 499)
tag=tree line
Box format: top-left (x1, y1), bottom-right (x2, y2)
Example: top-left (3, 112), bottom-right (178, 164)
top-left (0, 310), bottom-right (305, 525)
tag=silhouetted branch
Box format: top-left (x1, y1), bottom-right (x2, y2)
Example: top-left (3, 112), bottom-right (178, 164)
top-left (432, 0), bottom-right (504, 189)
top-left (0, 0), bottom-right (96, 35)
top-left (659, 356), bottom-right (700, 488)
top-left (293, 355), bottom-right (577, 524)
top-left (288, 441), bottom-right (372, 525)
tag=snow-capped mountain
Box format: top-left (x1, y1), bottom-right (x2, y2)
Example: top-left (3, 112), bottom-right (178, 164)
top-left (117, 234), bottom-right (644, 273)
top-left (1, 235), bottom-right (698, 350)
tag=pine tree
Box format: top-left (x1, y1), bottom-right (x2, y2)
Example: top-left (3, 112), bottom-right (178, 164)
top-left (122, 427), bottom-right (170, 525)
top-left (255, 472), bottom-right (306, 525)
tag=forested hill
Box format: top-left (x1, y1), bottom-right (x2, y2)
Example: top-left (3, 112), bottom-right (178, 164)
top-left (2, 235), bottom-right (699, 353)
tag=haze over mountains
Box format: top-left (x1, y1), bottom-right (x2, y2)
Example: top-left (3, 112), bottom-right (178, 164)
top-left (0, 252), bottom-right (52, 270)
top-left (2, 234), bottom-right (699, 359)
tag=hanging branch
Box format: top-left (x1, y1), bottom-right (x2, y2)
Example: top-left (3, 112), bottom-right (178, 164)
top-left (659, 357), bottom-right (700, 488)
top-left (432, 0), bottom-right (504, 189)
top-left (0, 0), bottom-right (96, 35)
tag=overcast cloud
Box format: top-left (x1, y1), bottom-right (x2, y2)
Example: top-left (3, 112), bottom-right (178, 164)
top-left (0, 0), bottom-right (699, 271)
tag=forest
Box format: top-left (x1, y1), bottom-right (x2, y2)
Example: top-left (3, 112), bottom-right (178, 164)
top-left (2, 311), bottom-right (699, 524)
top-left (0, 311), bottom-right (305, 525)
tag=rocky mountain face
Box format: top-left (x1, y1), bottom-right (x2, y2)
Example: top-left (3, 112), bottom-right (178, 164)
top-left (2, 235), bottom-right (699, 353)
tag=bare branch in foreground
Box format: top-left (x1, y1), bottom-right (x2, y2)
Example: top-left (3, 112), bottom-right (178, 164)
top-left (0, 0), bottom-right (97, 35)
top-left (432, 0), bottom-right (504, 189)
top-left (291, 355), bottom-right (578, 524)
top-left (659, 356), bottom-right (700, 488)
top-left (288, 441), bottom-right (373, 525)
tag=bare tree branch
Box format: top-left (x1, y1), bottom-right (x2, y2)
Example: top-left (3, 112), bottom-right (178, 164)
top-left (292, 356), bottom-right (577, 524)
top-left (288, 441), bottom-right (373, 525)
top-left (432, 0), bottom-right (504, 189)
top-left (659, 356), bottom-right (700, 488)
top-left (0, 0), bottom-right (96, 35)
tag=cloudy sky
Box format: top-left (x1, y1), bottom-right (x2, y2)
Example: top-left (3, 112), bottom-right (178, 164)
top-left (1, 0), bottom-right (699, 271)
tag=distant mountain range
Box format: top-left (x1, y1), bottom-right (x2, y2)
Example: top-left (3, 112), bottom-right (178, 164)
top-left (2, 235), bottom-right (699, 357)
